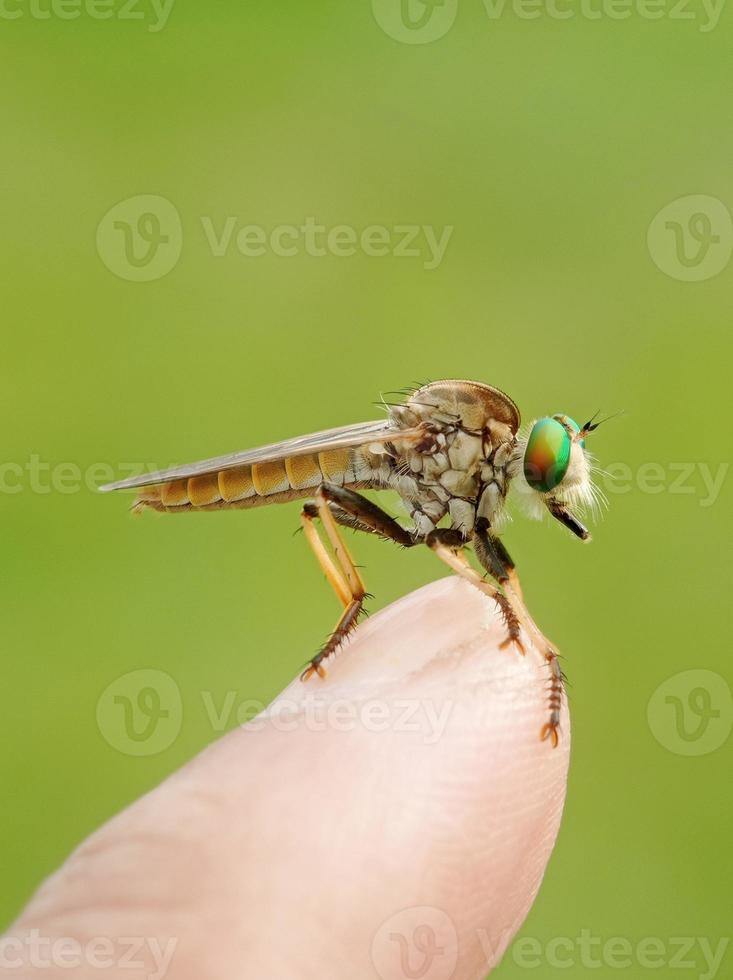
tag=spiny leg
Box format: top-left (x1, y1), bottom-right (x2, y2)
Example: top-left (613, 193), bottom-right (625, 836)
top-left (299, 488), bottom-right (369, 681)
top-left (425, 528), bottom-right (524, 654)
top-left (317, 483), bottom-right (418, 548)
top-left (299, 484), bottom-right (427, 679)
top-left (474, 518), bottom-right (563, 746)
top-left (303, 502), bottom-right (381, 540)
top-left (300, 483), bottom-right (398, 680)
top-left (541, 656), bottom-right (564, 748)
top-left (474, 518), bottom-right (558, 653)
top-left (301, 595), bottom-right (365, 682)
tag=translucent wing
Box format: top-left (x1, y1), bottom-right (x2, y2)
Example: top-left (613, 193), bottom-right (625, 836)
top-left (99, 419), bottom-right (420, 492)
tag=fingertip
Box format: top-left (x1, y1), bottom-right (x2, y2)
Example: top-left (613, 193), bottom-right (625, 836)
top-left (7, 576), bottom-right (572, 980)
top-left (256, 575), bottom-right (571, 977)
top-left (275, 576), bottom-right (571, 757)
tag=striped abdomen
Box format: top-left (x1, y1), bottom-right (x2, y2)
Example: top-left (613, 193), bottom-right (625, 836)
top-left (135, 448), bottom-right (367, 513)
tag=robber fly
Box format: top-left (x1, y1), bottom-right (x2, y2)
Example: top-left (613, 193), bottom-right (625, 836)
top-left (101, 379), bottom-right (607, 746)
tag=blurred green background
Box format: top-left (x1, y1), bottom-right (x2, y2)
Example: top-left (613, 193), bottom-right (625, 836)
top-left (1, 2), bottom-right (731, 975)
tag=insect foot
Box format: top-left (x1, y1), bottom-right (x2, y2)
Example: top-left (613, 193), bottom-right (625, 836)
top-left (300, 660), bottom-right (327, 682)
top-left (495, 594), bottom-right (526, 655)
top-left (541, 651), bottom-right (564, 748)
top-left (540, 720), bottom-right (561, 748)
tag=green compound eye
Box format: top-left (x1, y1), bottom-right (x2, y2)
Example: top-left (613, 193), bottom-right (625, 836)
top-left (523, 417), bottom-right (573, 492)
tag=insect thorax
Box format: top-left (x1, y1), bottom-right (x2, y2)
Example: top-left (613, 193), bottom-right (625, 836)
top-left (355, 390), bottom-right (517, 538)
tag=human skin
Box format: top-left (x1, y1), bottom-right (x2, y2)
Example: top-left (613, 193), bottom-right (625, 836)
top-left (3, 576), bottom-right (570, 979)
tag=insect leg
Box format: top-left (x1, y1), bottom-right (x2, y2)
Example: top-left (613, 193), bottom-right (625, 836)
top-left (304, 501), bottom-right (384, 539)
top-left (314, 486), bottom-right (366, 600)
top-left (317, 483), bottom-right (418, 548)
top-left (424, 528), bottom-right (524, 654)
top-left (299, 487), bottom-right (368, 681)
top-left (299, 507), bottom-right (351, 608)
top-left (473, 519), bottom-right (563, 747)
top-left (474, 520), bottom-right (556, 651)
top-left (472, 518), bottom-right (526, 600)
